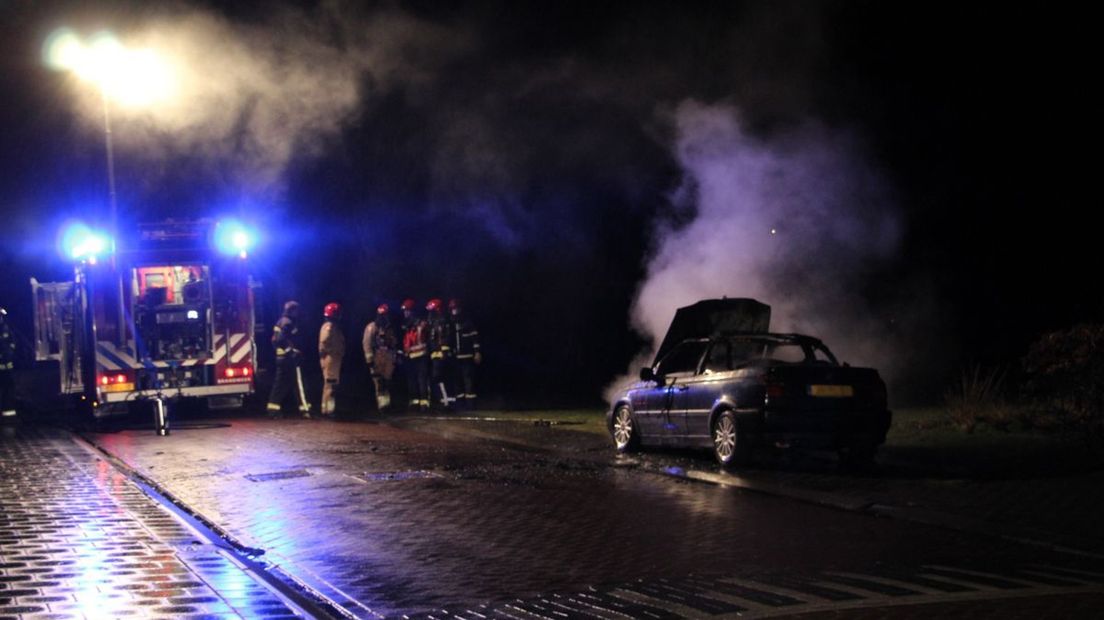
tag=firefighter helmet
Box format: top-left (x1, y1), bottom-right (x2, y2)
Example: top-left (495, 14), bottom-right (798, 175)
top-left (426, 298), bottom-right (443, 313)
top-left (323, 302), bottom-right (341, 319)
top-left (377, 303), bottom-right (390, 315)
top-left (401, 298), bottom-right (416, 312)
top-left (283, 300), bottom-right (301, 318)
top-left (448, 299), bottom-right (461, 312)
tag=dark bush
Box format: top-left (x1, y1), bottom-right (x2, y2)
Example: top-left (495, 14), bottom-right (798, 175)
top-left (944, 365), bottom-right (1014, 432)
top-left (1022, 324), bottom-right (1104, 448)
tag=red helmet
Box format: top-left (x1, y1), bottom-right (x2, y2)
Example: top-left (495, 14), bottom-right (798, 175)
top-left (401, 298), bottom-right (416, 312)
top-left (426, 298), bottom-right (443, 313)
top-left (448, 298), bottom-right (461, 311)
top-left (377, 303), bottom-right (390, 315)
top-left (323, 302), bottom-right (341, 319)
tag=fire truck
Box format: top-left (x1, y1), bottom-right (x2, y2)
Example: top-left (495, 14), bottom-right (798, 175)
top-left (31, 219), bottom-right (259, 423)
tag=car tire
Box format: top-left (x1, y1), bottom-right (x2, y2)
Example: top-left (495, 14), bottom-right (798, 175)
top-left (612, 405), bottom-right (640, 453)
top-left (712, 411), bottom-right (750, 469)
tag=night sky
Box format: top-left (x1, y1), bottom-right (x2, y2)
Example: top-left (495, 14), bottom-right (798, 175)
top-left (0, 1), bottom-right (1098, 407)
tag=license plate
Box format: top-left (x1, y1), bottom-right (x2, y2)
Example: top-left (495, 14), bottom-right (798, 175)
top-left (808, 384), bottom-right (853, 398)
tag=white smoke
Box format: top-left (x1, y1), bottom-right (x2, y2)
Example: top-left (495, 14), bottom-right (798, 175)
top-left (59, 3), bottom-right (469, 200)
top-left (609, 100), bottom-right (903, 401)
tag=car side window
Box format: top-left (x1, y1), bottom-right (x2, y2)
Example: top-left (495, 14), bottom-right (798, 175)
top-left (656, 341), bottom-right (709, 376)
top-left (703, 341), bottom-right (730, 373)
top-left (730, 339), bottom-right (766, 366)
top-left (766, 343), bottom-right (807, 364)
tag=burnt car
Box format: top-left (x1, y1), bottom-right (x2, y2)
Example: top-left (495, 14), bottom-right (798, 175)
top-left (607, 300), bottom-right (890, 468)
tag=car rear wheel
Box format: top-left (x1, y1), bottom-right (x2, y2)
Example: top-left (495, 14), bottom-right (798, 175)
top-left (612, 406), bottom-right (640, 452)
top-left (712, 411), bottom-right (750, 468)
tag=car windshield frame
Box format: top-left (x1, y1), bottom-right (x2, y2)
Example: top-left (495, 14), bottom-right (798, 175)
top-left (654, 339), bottom-right (710, 377)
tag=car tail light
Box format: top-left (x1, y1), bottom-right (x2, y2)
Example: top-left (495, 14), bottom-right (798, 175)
top-left (764, 370), bottom-right (785, 398)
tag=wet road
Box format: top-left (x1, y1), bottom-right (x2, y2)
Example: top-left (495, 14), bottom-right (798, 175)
top-left (85, 416), bottom-right (1104, 618)
top-left (0, 426), bottom-right (303, 619)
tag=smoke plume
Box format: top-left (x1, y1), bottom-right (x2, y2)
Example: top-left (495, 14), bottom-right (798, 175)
top-left (59, 3), bottom-right (468, 202)
top-left (610, 100), bottom-right (904, 400)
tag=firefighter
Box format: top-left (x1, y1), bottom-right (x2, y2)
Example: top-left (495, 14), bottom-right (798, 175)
top-left (448, 299), bottom-right (482, 410)
top-left (400, 298), bottom-right (430, 411)
top-left (267, 300), bottom-right (311, 419)
top-left (0, 308), bottom-right (16, 420)
top-left (318, 302), bottom-right (345, 417)
top-left (362, 303), bottom-right (398, 413)
top-left (426, 298), bottom-right (455, 410)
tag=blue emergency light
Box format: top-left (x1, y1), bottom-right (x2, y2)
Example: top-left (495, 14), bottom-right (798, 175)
top-left (213, 219), bottom-right (256, 258)
top-left (60, 222), bottom-right (111, 262)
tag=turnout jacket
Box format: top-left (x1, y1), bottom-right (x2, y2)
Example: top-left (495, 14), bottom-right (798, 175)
top-left (318, 320), bottom-right (345, 380)
top-left (402, 316), bottom-right (428, 359)
top-left (363, 318), bottom-right (397, 363)
top-left (450, 315), bottom-right (480, 360)
top-left (272, 316), bottom-right (302, 361)
top-left (427, 314), bottom-right (453, 360)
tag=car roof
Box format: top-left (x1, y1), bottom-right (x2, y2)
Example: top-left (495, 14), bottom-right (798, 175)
top-left (677, 332), bottom-right (826, 346)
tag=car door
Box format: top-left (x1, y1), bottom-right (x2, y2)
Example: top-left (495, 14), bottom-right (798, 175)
top-left (631, 375), bottom-right (667, 440)
top-left (639, 340), bottom-right (708, 443)
top-left (663, 368), bottom-right (696, 441)
top-left (676, 339), bottom-right (731, 443)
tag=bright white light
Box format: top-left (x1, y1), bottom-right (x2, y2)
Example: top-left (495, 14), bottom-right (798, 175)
top-left (74, 234), bottom-right (106, 258)
top-left (60, 222), bottom-right (112, 262)
top-left (43, 28), bottom-right (82, 71)
top-left (43, 28), bottom-right (177, 108)
top-left (213, 219), bottom-right (257, 257)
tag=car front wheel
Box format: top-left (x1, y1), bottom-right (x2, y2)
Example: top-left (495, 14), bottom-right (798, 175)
top-left (712, 411), bottom-right (750, 468)
top-left (612, 406), bottom-right (640, 452)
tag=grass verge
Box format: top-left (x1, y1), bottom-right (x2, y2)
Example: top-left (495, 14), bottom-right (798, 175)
top-left (887, 408), bottom-right (1104, 478)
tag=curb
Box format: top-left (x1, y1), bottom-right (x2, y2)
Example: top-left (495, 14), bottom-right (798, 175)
top-left (74, 430), bottom-right (373, 620)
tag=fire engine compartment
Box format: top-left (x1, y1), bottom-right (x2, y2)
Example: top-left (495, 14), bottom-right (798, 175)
top-left (133, 264), bottom-right (211, 361)
top-left (89, 254), bottom-right (256, 399)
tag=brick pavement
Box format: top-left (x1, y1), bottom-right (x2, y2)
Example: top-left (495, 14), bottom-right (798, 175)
top-left (83, 416), bottom-right (1104, 619)
top-left (0, 425), bottom-right (300, 619)
top-left (395, 416), bottom-right (1104, 557)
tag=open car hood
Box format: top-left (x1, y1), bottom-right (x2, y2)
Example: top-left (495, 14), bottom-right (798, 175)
top-left (653, 298), bottom-right (771, 366)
